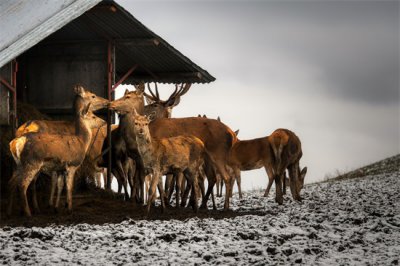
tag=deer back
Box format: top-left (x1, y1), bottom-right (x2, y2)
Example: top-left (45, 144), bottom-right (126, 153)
top-left (149, 117), bottom-right (237, 165)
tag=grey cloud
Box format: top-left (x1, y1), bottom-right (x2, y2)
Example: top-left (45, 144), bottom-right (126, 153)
top-left (124, 0), bottom-right (399, 105)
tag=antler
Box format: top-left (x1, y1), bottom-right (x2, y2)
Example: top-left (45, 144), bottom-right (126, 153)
top-left (144, 82), bottom-right (161, 102)
top-left (165, 83), bottom-right (191, 103)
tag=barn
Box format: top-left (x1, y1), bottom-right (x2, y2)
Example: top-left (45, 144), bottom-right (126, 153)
top-left (0, 0), bottom-right (215, 196)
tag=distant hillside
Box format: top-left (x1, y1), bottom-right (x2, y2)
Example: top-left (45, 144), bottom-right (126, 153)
top-left (329, 154), bottom-right (399, 181)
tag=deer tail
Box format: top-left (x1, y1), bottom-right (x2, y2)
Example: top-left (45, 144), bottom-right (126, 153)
top-left (9, 136), bottom-right (27, 165)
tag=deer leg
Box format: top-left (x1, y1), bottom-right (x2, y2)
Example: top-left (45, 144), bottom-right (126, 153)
top-left (164, 174), bottom-right (173, 202)
top-left (49, 171), bottom-right (58, 207)
top-left (174, 173), bottom-right (182, 208)
top-left (274, 173), bottom-right (284, 205)
top-left (167, 175), bottom-right (176, 205)
top-left (189, 173), bottom-right (199, 213)
top-left (237, 172), bottom-right (243, 199)
top-left (157, 177), bottom-right (166, 213)
top-left (65, 168), bottom-right (77, 214)
top-left (129, 161), bottom-right (137, 203)
top-left (54, 173), bottom-right (65, 212)
top-left (216, 175), bottom-right (220, 197)
top-left (288, 163), bottom-right (301, 201)
top-left (214, 163), bottom-right (232, 211)
top-left (116, 160), bottom-right (129, 201)
top-left (144, 175), bottom-right (149, 203)
top-left (198, 176), bottom-right (205, 200)
top-left (7, 170), bottom-right (21, 216)
top-left (180, 181), bottom-right (191, 208)
top-left (263, 166), bottom-right (274, 197)
top-left (184, 169), bottom-right (198, 212)
top-left (102, 168), bottom-right (107, 189)
top-left (146, 173), bottom-right (159, 214)
top-left (180, 178), bottom-right (186, 199)
top-left (31, 177), bottom-right (40, 214)
top-left (282, 170), bottom-right (287, 195)
top-left (219, 179), bottom-right (224, 197)
top-left (229, 175), bottom-right (235, 198)
top-left (19, 164), bottom-right (42, 217)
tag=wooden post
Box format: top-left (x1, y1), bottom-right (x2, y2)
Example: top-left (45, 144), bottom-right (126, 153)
top-left (106, 42), bottom-right (114, 190)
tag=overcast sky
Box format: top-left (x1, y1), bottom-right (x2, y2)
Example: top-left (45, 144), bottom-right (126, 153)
top-left (117, 0), bottom-right (399, 191)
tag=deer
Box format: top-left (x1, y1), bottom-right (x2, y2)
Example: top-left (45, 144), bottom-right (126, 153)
top-left (228, 128), bottom-right (307, 204)
top-left (8, 95), bottom-right (105, 217)
top-left (131, 110), bottom-right (215, 214)
top-left (109, 86), bottom-right (237, 211)
top-left (105, 82), bottom-right (191, 204)
top-left (12, 86), bottom-right (109, 211)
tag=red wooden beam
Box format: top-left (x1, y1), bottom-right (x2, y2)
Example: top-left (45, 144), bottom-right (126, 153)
top-left (111, 64), bottom-right (138, 92)
top-left (0, 76), bottom-right (16, 93)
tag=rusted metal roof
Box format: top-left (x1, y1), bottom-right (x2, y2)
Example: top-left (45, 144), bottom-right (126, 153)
top-left (0, 0), bottom-right (216, 84)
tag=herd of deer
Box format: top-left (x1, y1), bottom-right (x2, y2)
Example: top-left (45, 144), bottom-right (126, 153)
top-left (7, 83), bottom-right (307, 217)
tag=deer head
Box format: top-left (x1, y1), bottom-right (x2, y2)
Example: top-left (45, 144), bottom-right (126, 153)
top-left (132, 109), bottom-right (152, 142)
top-left (108, 82), bottom-right (145, 115)
top-left (296, 166), bottom-right (307, 193)
top-left (144, 83), bottom-right (191, 118)
top-left (74, 85), bottom-right (109, 112)
top-left (86, 111), bottom-right (107, 129)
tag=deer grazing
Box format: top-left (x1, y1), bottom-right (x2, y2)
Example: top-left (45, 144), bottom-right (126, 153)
top-left (131, 110), bottom-right (212, 213)
top-left (8, 94), bottom-right (105, 217)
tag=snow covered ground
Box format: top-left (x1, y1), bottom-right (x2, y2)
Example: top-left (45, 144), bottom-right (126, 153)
top-left (1, 172), bottom-right (399, 265)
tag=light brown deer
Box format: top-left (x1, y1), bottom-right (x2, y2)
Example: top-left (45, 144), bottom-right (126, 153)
top-left (8, 96), bottom-right (104, 217)
top-left (109, 95), bottom-right (237, 210)
top-left (131, 110), bottom-right (209, 213)
top-left (106, 83), bottom-right (191, 204)
top-left (148, 118), bottom-right (237, 210)
top-left (228, 128), bottom-right (306, 204)
top-left (13, 86), bottom-right (109, 211)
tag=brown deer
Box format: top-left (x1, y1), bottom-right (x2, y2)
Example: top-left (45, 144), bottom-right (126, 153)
top-left (106, 83), bottom-right (191, 204)
top-left (13, 86), bottom-right (109, 211)
top-left (228, 128), bottom-right (306, 204)
top-left (109, 90), bottom-right (237, 210)
top-left (8, 96), bottom-right (104, 217)
top-left (148, 118), bottom-right (237, 210)
top-left (131, 110), bottom-right (211, 213)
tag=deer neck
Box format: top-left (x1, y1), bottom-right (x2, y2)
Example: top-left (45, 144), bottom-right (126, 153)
top-left (75, 116), bottom-right (92, 153)
top-left (135, 130), bottom-right (155, 169)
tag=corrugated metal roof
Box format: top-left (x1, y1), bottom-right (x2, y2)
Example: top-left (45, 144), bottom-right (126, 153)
top-left (0, 0), bottom-right (102, 68)
top-left (0, 0), bottom-right (216, 84)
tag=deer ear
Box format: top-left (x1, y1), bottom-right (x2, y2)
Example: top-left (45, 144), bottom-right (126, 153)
top-left (300, 167), bottom-right (307, 179)
top-left (135, 82), bottom-right (145, 93)
top-left (82, 102), bottom-right (91, 116)
top-left (146, 111), bottom-right (157, 122)
top-left (217, 116), bottom-right (221, 122)
top-left (234, 129), bottom-right (239, 136)
top-left (202, 115), bottom-right (207, 118)
top-left (197, 114), bottom-right (201, 117)
top-left (124, 89), bottom-right (130, 96)
top-left (74, 85), bottom-right (85, 96)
